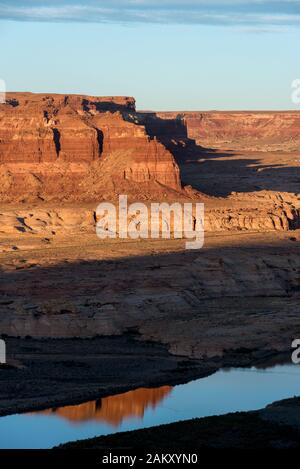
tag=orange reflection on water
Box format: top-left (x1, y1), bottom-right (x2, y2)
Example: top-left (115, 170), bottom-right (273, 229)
top-left (35, 386), bottom-right (172, 427)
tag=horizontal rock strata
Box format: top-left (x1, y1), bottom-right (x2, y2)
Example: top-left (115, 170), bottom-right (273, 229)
top-left (0, 93), bottom-right (181, 201)
top-left (151, 111), bottom-right (300, 152)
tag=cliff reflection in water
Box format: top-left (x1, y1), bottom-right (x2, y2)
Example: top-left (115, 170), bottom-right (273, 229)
top-left (35, 386), bottom-right (172, 427)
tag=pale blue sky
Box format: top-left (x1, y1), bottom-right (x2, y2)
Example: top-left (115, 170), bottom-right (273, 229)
top-left (1, 1), bottom-right (300, 110)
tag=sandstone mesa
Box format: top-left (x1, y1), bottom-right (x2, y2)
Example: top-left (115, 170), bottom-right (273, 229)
top-left (0, 92), bottom-right (181, 202)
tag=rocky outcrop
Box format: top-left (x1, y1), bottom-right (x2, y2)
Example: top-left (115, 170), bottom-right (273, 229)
top-left (0, 93), bottom-right (135, 164)
top-left (90, 112), bottom-right (181, 189)
top-left (0, 193), bottom-right (298, 241)
top-left (0, 93), bottom-right (181, 201)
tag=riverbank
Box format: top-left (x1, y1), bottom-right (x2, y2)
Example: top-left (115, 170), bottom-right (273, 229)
top-left (0, 336), bottom-right (290, 418)
top-left (0, 336), bottom-right (215, 417)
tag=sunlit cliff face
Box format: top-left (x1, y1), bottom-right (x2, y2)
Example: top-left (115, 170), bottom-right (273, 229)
top-left (33, 386), bottom-right (172, 427)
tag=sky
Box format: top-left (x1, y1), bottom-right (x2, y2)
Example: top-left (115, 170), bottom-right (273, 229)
top-left (0, 1), bottom-right (300, 110)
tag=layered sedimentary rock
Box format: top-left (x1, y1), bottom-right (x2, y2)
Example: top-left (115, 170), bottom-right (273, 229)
top-left (0, 93), bottom-right (135, 164)
top-left (0, 93), bottom-right (181, 201)
top-left (151, 111), bottom-right (300, 152)
top-left (1, 234), bottom-right (300, 357)
top-left (90, 112), bottom-right (180, 189)
top-left (0, 191), bottom-right (298, 244)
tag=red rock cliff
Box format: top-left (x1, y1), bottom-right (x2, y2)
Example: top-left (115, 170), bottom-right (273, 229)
top-left (0, 93), bottom-right (181, 202)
